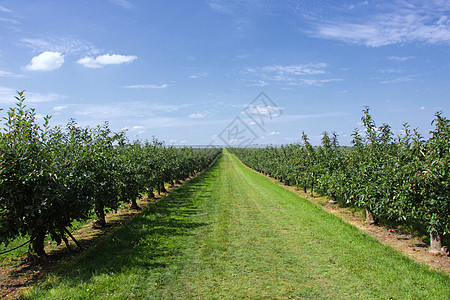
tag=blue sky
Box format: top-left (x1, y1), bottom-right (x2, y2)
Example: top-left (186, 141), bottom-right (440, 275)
top-left (1, 0), bottom-right (450, 146)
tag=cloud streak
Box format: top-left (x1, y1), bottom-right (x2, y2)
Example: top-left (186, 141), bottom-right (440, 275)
top-left (0, 5), bottom-right (13, 13)
top-left (21, 37), bottom-right (99, 55)
top-left (309, 0), bottom-right (450, 46)
top-left (109, 0), bottom-right (133, 10)
top-left (77, 54), bottom-right (137, 68)
top-left (247, 63), bottom-right (341, 86)
top-left (123, 84), bottom-right (169, 89)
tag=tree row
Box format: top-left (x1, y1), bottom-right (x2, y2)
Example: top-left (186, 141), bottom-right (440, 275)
top-left (230, 108), bottom-right (449, 255)
top-left (0, 92), bottom-right (221, 260)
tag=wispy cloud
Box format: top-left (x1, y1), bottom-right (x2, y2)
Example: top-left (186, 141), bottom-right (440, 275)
top-left (109, 0), bottom-right (133, 10)
top-left (208, 1), bottom-right (231, 14)
top-left (247, 63), bottom-right (341, 86)
top-left (258, 63), bottom-right (328, 76)
top-left (53, 105), bottom-right (68, 111)
top-left (0, 5), bottom-right (13, 13)
top-left (0, 86), bottom-right (16, 104)
top-left (189, 113), bottom-right (205, 119)
top-left (24, 51), bottom-right (64, 71)
top-left (0, 70), bottom-right (19, 77)
top-left (276, 111), bottom-right (350, 123)
top-left (379, 74), bottom-right (421, 84)
top-left (21, 37), bottom-right (99, 55)
top-left (123, 84), bottom-right (169, 89)
top-left (138, 116), bottom-right (227, 129)
top-left (309, 1), bottom-right (450, 46)
top-left (73, 101), bottom-right (191, 119)
top-left (27, 92), bottom-right (65, 103)
top-left (248, 80), bottom-right (268, 87)
top-left (189, 72), bottom-right (209, 79)
top-left (0, 87), bottom-right (65, 104)
top-left (0, 16), bottom-right (19, 24)
top-left (387, 56), bottom-right (414, 62)
top-left (77, 54), bottom-right (137, 68)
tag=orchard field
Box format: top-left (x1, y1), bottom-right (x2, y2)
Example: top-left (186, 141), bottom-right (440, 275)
top-left (230, 107), bottom-right (450, 255)
top-left (1, 93), bottom-right (449, 298)
top-left (22, 151), bottom-right (450, 299)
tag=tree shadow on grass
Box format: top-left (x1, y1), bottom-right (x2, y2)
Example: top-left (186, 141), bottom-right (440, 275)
top-left (48, 169), bottom-right (217, 286)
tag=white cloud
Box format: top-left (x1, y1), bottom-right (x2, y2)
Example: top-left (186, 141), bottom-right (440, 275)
top-left (379, 74), bottom-right (421, 84)
top-left (248, 80), bottom-right (268, 87)
top-left (53, 105), bottom-right (68, 111)
top-left (25, 51), bottom-right (64, 71)
top-left (269, 131), bottom-right (280, 135)
top-left (21, 37), bottom-right (99, 55)
top-left (208, 1), bottom-right (232, 14)
top-left (0, 5), bottom-right (13, 13)
top-left (273, 111), bottom-right (349, 123)
top-left (189, 72), bottom-right (209, 79)
top-left (0, 87), bottom-right (63, 104)
top-left (260, 63), bottom-right (327, 76)
top-left (0, 16), bottom-right (19, 24)
top-left (387, 56), bottom-right (414, 62)
top-left (377, 68), bottom-right (403, 74)
top-left (27, 92), bottom-right (64, 103)
top-left (310, 1), bottom-right (450, 46)
top-left (0, 70), bottom-right (14, 77)
top-left (247, 63), bottom-right (341, 86)
top-left (77, 54), bottom-right (137, 68)
top-left (123, 84), bottom-right (168, 89)
top-left (109, 0), bottom-right (133, 9)
top-left (0, 86), bottom-right (16, 104)
top-left (151, 104), bottom-right (191, 112)
top-left (289, 78), bottom-right (343, 86)
top-left (189, 113), bottom-right (204, 119)
top-left (73, 102), bottom-right (191, 119)
top-left (245, 105), bottom-right (282, 117)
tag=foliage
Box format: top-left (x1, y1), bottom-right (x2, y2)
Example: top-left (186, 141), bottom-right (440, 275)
top-left (0, 92), bottom-right (220, 260)
top-left (230, 107), bottom-right (450, 243)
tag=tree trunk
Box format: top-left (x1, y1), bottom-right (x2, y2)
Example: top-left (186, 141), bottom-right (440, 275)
top-left (429, 229), bottom-right (442, 255)
top-left (62, 235), bottom-right (73, 253)
top-left (65, 228), bottom-right (83, 250)
top-left (310, 184), bottom-right (314, 197)
top-left (95, 202), bottom-right (106, 227)
top-left (365, 208), bottom-right (376, 225)
top-left (303, 184), bottom-right (307, 193)
top-left (296, 179), bottom-right (299, 190)
top-left (28, 229), bottom-right (46, 261)
top-left (131, 197), bottom-right (141, 210)
top-left (160, 183), bottom-right (167, 193)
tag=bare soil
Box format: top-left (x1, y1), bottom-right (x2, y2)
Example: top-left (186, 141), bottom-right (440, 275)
top-left (0, 179), bottom-right (189, 300)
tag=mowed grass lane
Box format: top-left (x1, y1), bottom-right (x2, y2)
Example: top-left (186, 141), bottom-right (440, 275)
top-left (26, 152), bottom-right (449, 299)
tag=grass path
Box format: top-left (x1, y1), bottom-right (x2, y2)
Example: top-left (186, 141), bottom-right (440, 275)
top-left (26, 152), bottom-right (449, 299)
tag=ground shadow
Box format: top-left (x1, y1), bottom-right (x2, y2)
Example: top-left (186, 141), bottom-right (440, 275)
top-left (14, 159), bottom-right (221, 297)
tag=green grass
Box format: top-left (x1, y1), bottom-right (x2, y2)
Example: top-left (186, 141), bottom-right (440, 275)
top-left (24, 152), bottom-right (449, 299)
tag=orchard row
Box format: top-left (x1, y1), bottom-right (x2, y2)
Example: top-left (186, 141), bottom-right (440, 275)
top-left (0, 92), bottom-right (221, 260)
top-left (230, 107), bottom-right (449, 254)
